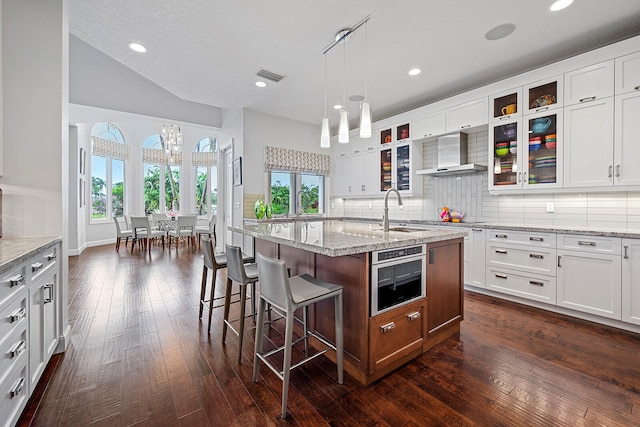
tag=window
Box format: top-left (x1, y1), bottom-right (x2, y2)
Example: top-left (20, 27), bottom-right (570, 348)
top-left (194, 137), bottom-right (218, 216)
top-left (90, 122), bottom-right (127, 221)
top-left (142, 135), bottom-right (180, 214)
top-left (269, 171), bottom-right (324, 216)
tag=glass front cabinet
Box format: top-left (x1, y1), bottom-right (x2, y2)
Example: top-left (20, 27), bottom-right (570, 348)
top-left (379, 142), bottom-right (422, 195)
top-left (490, 111), bottom-right (563, 191)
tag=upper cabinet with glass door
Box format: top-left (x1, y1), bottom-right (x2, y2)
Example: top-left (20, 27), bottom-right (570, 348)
top-left (525, 109), bottom-right (563, 189)
top-left (524, 76), bottom-right (563, 115)
top-left (379, 121), bottom-right (411, 145)
top-left (490, 88), bottom-right (521, 122)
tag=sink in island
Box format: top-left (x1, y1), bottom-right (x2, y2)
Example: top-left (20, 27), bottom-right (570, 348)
top-left (230, 220), bottom-right (466, 385)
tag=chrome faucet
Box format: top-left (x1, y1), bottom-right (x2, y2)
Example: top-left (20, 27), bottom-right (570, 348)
top-left (383, 188), bottom-right (403, 232)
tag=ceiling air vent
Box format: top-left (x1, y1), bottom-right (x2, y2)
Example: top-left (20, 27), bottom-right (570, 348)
top-left (256, 69), bottom-right (285, 83)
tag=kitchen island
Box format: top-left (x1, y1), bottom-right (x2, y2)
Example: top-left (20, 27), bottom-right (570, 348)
top-left (230, 220), bottom-right (466, 385)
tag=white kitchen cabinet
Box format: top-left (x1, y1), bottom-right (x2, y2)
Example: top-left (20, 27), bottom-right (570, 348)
top-left (613, 91), bottom-right (640, 186)
top-left (334, 150), bottom-right (379, 197)
top-left (445, 98), bottom-right (488, 132)
top-left (379, 121), bottom-right (412, 146)
top-left (379, 142), bottom-right (422, 196)
top-left (563, 97), bottom-right (614, 188)
top-left (564, 60), bottom-right (614, 105)
top-left (557, 234), bottom-right (622, 320)
top-left (524, 75), bottom-right (563, 115)
top-left (412, 110), bottom-right (446, 140)
top-left (466, 228), bottom-right (485, 288)
top-left (622, 239), bottom-right (640, 325)
top-left (489, 88), bottom-right (521, 123)
top-left (615, 51), bottom-right (640, 95)
top-left (486, 267), bottom-right (557, 305)
top-left (28, 262), bottom-right (58, 392)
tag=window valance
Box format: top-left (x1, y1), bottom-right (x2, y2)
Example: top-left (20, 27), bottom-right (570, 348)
top-left (91, 136), bottom-right (130, 160)
top-left (142, 147), bottom-right (183, 165)
top-left (192, 151), bottom-right (217, 167)
top-left (264, 146), bottom-right (331, 175)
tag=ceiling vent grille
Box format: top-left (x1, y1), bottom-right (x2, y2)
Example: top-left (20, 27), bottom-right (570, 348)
top-left (256, 69), bottom-right (285, 83)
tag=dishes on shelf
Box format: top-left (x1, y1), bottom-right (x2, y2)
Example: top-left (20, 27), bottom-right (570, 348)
top-left (510, 140), bottom-right (517, 154)
top-left (529, 136), bottom-right (542, 151)
top-left (496, 141), bottom-right (509, 156)
top-left (530, 94), bottom-right (556, 108)
top-left (544, 133), bottom-right (557, 149)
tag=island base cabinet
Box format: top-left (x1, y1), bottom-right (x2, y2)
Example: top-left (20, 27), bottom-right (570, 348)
top-left (557, 250), bottom-right (621, 320)
top-left (369, 299), bottom-right (424, 375)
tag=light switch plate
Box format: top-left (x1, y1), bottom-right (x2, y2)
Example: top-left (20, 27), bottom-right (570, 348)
top-left (546, 202), bottom-right (555, 213)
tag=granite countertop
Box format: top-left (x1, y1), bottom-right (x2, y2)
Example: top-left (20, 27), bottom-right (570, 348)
top-left (0, 236), bottom-right (62, 274)
top-left (231, 220), bottom-right (466, 257)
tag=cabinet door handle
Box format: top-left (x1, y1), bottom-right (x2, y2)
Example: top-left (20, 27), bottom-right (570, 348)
top-left (558, 255), bottom-right (562, 267)
top-left (32, 262), bottom-right (43, 272)
top-left (616, 165), bottom-right (620, 177)
top-left (634, 85), bottom-right (640, 91)
top-left (472, 228), bottom-right (483, 232)
top-left (9, 274), bottom-right (25, 287)
top-left (461, 124), bottom-right (471, 129)
top-left (535, 106), bottom-right (549, 112)
top-left (529, 254), bottom-right (544, 259)
top-left (495, 249), bottom-right (508, 254)
top-left (10, 308), bottom-right (26, 323)
top-left (608, 165), bottom-right (613, 178)
top-left (10, 341), bottom-right (26, 358)
top-left (407, 311), bottom-right (421, 321)
top-left (495, 273), bottom-right (508, 279)
top-left (624, 245), bottom-right (629, 259)
top-left (46, 252), bottom-right (57, 261)
top-left (10, 378), bottom-right (25, 399)
top-left (518, 172), bottom-right (522, 183)
top-left (498, 115), bottom-right (510, 120)
top-left (529, 236), bottom-right (544, 242)
top-left (495, 234), bottom-right (508, 239)
top-left (578, 240), bottom-right (596, 247)
top-left (529, 280), bottom-right (544, 287)
top-left (380, 322), bottom-right (395, 333)
top-left (348, 185), bottom-right (351, 193)
top-left (579, 96), bottom-right (596, 103)
top-left (44, 283), bottom-right (54, 304)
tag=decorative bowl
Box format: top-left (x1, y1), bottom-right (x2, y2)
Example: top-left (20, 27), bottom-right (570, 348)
top-left (530, 94), bottom-right (556, 108)
top-left (496, 147), bottom-right (509, 156)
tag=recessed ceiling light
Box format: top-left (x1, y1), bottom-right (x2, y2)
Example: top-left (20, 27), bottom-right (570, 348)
top-left (408, 68), bottom-right (421, 76)
top-left (255, 81), bottom-right (267, 87)
top-left (550, 0), bottom-right (573, 11)
top-left (349, 94), bottom-right (364, 102)
top-left (485, 23), bottom-right (516, 41)
top-left (128, 42), bottom-right (147, 53)
top-left (333, 104), bottom-right (342, 110)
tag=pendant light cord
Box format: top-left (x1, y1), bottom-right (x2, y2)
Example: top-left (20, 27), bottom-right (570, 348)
top-left (342, 36), bottom-right (346, 110)
top-left (364, 20), bottom-right (368, 100)
top-left (324, 54), bottom-right (327, 117)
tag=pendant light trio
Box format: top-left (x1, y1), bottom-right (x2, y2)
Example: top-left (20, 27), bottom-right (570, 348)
top-left (321, 16), bottom-right (371, 148)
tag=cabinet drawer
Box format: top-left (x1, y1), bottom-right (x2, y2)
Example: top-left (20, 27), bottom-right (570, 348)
top-left (0, 293), bottom-right (27, 347)
top-left (0, 265), bottom-right (27, 310)
top-left (369, 300), bottom-right (424, 372)
top-left (30, 246), bottom-right (58, 282)
top-left (486, 229), bottom-right (556, 248)
top-left (0, 326), bottom-right (27, 386)
top-left (486, 267), bottom-right (556, 304)
top-left (486, 243), bottom-right (556, 276)
top-left (557, 234), bottom-right (621, 255)
top-left (0, 357), bottom-right (28, 427)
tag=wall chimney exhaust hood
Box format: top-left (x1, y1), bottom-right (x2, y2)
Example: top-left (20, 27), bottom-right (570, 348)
top-left (416, 132), bottom-right (487, 176)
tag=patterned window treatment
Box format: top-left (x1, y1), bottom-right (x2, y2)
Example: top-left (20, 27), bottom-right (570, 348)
top-left (192, 151), bottom-right (217, 167)
top-left (264, 146), bottom-right (331, 175)
top-left (91, 136), bottom-right (130, 160)
top-left (141, 147), bottom-right (183, 165)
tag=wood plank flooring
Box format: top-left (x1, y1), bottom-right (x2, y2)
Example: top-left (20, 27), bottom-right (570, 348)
top-left (17, 242), bottom-right (640, 426)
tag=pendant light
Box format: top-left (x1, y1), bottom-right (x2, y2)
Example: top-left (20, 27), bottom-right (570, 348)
top-left (359, 20), bottom-right (372, 139)
top-left (320, 53), bottom-right (330, 148)
top-left (338, 33), bottom-right (349, 144)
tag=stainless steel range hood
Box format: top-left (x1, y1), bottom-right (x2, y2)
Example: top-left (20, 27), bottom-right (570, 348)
top-left (416, 132), bottom-right (487, 176)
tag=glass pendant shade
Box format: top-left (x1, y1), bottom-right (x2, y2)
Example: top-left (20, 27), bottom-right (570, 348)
top-left (320, 117), bottom-right (331, 148)
top-left (359, 101), bottom-right (372, 138)
top-left (338, 110), bottom-right (349, 143)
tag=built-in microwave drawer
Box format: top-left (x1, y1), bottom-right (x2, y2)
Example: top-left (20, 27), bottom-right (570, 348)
top-left (486, 229), bottom-right (556, 248)
top-left (557, 234), bottom-right (621, 255)
top-left (486, 267), bottom-right (557, 305)
top-left (486, 243), bottom-right (557, 276)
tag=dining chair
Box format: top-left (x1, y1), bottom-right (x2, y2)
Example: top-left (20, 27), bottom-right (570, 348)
top-left (195, 215), bottom-right (216, 247)
top-left (130, 216), bottom-right (165, 256)
top-left (151, 213), bottom-right (167, 230)
top-left (113, 216), bottom-right (132, 251)
top-left (168, 214), bottom-right (197, 251)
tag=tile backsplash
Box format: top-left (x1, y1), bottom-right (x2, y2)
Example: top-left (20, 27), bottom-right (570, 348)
top-left (331, 130), bottom-right (640, 230)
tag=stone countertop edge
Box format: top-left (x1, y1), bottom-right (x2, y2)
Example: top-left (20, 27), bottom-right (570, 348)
top-left (244, 217), bottom-right (640, 239)
top-left (0, 236), bottom-right (62, 274)
top-left (231, 222), bottom-right (466, 257)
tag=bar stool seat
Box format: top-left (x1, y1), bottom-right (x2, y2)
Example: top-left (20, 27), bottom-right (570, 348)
top-left (253, 252), bottom-right (344, 418)
top-left (199, 237), bottom-right (253, 333)
top-left (223, 244), bottom-right (260, 364)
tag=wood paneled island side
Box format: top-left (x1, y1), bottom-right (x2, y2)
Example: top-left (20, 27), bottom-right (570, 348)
top-left (231, 220), bottom-right (465, 385)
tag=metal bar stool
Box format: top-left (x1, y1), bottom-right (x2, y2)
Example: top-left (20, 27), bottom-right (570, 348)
top-left (223, 244), bottom-right (260, 364)
top-left (253, 252), bottom-right (344, 418)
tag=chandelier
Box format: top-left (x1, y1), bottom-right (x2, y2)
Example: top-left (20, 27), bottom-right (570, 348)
top-left (161, 124), bottom-right (182, 164)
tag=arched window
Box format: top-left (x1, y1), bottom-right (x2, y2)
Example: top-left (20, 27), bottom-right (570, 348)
top-left (142, 134), bottom-right (180, 214)
top-left (90, 122), bottom-right (129, 221)
top-left (193, 137), bottom-right (217, 217)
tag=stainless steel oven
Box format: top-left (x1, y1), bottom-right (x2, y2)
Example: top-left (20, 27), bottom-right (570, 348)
top-left (371, 244), bottom-right (426, 316)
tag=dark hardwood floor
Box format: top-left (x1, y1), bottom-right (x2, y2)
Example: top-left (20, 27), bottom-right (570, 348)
top-left (18, 242), bottom-right (640, 426)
